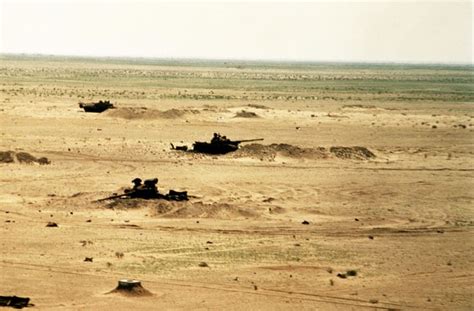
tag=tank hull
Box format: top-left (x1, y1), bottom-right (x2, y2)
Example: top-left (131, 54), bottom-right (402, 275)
top-left (79, 102), bottom-right (114, 113)
top-left (193, 142), bottom-right (239, 154)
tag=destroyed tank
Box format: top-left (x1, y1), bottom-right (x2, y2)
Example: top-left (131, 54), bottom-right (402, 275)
top-left (193, 135), bottom-right (263, 155)
top-left (79, 100), bottom-right (114, 113)
top-left (96, 177), bottom-right (188, 202)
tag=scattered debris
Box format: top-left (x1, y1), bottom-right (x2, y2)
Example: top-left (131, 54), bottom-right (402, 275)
top-left (79, 100), bottom-right (114, 113)
top-left (337, 270), bottom-right (358, 279)
top-left (0, 296), bottom-right (31, 309)
top-left (170, 143), bottom-right (188, 151)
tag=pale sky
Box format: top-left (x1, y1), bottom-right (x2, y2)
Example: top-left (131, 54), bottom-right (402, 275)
top-left (0, 0), bottom-right (472, 63)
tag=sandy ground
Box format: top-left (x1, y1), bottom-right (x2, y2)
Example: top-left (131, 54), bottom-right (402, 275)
top-left (0, 58), bottom-right (473, 310)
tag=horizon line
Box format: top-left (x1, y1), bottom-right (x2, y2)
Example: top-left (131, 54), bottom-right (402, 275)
top-left (1, 52), bottom-right (473, 67)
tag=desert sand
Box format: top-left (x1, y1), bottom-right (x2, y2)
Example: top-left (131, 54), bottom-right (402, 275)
top-left (0, 55), bottom-right (473, 310)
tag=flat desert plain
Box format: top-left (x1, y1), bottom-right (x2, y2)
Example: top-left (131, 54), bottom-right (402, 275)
top-left (0, 55), bottom-right (473, 310)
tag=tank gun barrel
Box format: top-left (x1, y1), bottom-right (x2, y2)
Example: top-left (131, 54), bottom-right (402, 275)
top-left (230, 138), bottom-right (264, 144)
top-left (94, 193), bottom-right (130, 202)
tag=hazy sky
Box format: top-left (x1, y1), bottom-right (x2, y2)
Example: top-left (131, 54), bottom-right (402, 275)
top-left (0, 0), bottom-right (472, 63)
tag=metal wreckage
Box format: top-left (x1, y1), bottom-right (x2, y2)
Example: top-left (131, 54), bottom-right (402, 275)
top-left (0, 296), bottom-right (31, 309)
top-left (79, 100), bottom-right (115, 113)
top-left (96, 177), bottom-right (189, 202)
top-left (172, 133), bottom-right (263, 155)
top-left (97, 134), bottom-right (263, 203)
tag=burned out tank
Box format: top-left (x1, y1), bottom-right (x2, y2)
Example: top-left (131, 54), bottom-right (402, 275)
top-left (79, 100), bottom-right (114, 113)
top-left (96, 177), bottom-right (189, 202)
top-left (192, 133), bottom-right (263, 155)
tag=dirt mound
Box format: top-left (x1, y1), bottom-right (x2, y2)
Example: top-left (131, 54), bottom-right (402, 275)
top-left (247, 104), bottom-right (270, 109)
top-left (104, 107), bottom-right (149, 119)
top-left (0, 151), bottom-right (15, 163)
top-left (330, 146), bottom-right (376, 160)
top-left (108, 280), bottom-right (152, 297)
top-left (235, 144), bottom-right (327, 160)
top-left (93, 196), bottom-right (256, 219)
top-left (152, 200), bottom-right (258, 219)
top-left (0, 151), bottom-right (50, 164)
top-left (234, 144), bottom-right (375, 161)
top-left (234, 110), bottom-right (260, 118)
top-left (159, 108), bottom-right (189, 119)
top-left (106, 107), bottom-right (198, 120)
top-left (104, 198), bottom-right (160, 209)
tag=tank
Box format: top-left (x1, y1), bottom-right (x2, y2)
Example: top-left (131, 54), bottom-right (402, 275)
top-left (192, 134), bottom-right (263, 155)
top-left (0, 296), bottom-right (31, 308)
top-left (96, 177), bottom-right (188, 202)
top-left (79, 100), bottom-right (114, 113)
top-left (193, 141), bottom-right (239, 154)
